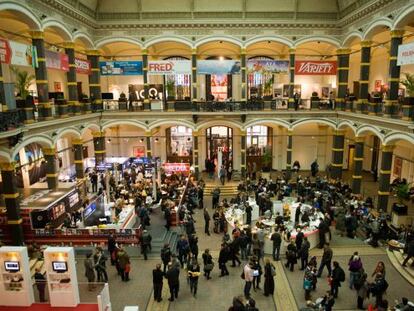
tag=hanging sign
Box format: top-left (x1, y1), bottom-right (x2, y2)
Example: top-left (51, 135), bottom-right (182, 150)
top-left (100, 61), bottom-right (143, 75)
top-left (9, 41), bottom-right (35, 67)
top-left (397, 42), bottom-right (414, 66)
top-left (247, 60), bottom-right (289, 74)
top-left (148, 60), bottom-right (191, 75)
top-left (197, 60), bottom-right (241, 75)
top-left (295, 60), bottom-right (337, 75)
top-left (0, 38), bottom-right (11, 63)
top-left (45, 50), bottom-right (69, 71)
top-left (75, 58), bottom-right (91, 74)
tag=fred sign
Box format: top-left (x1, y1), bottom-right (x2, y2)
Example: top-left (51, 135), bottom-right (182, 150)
top-left (148, 60), bottom-right (191, 75)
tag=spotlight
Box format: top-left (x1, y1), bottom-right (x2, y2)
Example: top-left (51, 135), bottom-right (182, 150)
top-left (155, 138), bottom-right (159, 142)
top-left (40, 14), bottom-right (47, 20)
top-left (107, 139), bottom-right (111, 143)
top-left (219, 40), bottom-right (223, 43)
top-left (72, 28), bottom-right (78, 33)
top-left (139, 138), bottom-right (144, 143)
top-left (187, 137), bottom-right (191, 142)
top-left (219, 56), bottom-right (224, 61)
top-left (358, 28), bottom-right (363, 32)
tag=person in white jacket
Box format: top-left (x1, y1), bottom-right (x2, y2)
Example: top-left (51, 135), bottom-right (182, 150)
top-left (243, 261), bottom-right (254, 298)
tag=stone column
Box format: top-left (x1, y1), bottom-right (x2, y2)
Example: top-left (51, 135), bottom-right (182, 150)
top-left (241, 48), bottom-right (247, 108)
top-left (93, 131), bottom-right (106, 165)
top-left (0, 60), bottom-right (7, 112)
top-left (331, 129), bottom-right (345, 179)
top-left (145, 131), bottom-right (152, 159)
top-left (336, 49), bottom-right (351, 111)
top-left (288, 49), bottom-right (296, 110)
top-left (240, 130), bottom-right (246, 179)
top-left (43, 147), bottom-right (58, 189)
top-left (192, 49), bottom-right (197, 106)
top-left (351, 136), bottom-right (364, 194)
top-left (357, 41), bottom-right (372, 114)
top-left (31, 31), bottom-right (52, 120)
top-left (192, 130), bottom-right (199, 179)
top-left (377, 144), bottom-right (394, 212)
top-left (142, 49), bottom-right (150, 111)
top-left (73, 138), bottom-right (84, 179)
top-left (384, 30), bottom-right (404, 118)
top-left (0, 162), bottom-right (24, 245)
top-left (286, 129), bottom-right (293, 170)
top-left (86, 50), bottom-right (102, 111)
top-left (64, 42), bottom-right (80, 115)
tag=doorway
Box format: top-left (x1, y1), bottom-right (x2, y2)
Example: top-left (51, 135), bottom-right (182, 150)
top-left (206, 126), bottom-right (233, 170)
top-left (347, 145), bottom-right (355, 170)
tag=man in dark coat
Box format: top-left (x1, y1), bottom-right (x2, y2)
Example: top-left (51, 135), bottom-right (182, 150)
top-left (299, 236), bottom-right (310, 270)
top-left (330, 261), bottom-right (345, 298)
top-left (107, 234), bottom-right (116, 265)
top-left (317, 243), bottom-right (333, 277)
top-left (402, 239), bottom-right (414, 267)
top-left (295, 228), bottom-right (304, 251)
top-left (160, 243), bottom-right (172, 273)
top-left (165, 263), bottom-right (180, 301)
top-left (153, 263), bottom-right (164, 302)
top-left (270, 229), bottom-right (281, 261)
top-left (245, 203), bottom-right (252, 225)
top-left (218, 243), bottom-right (229, 276)
top-left (203, 208), bottom-right (211, 236)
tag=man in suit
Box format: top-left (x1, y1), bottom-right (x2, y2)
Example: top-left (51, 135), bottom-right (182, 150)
top-left (153, 263), bottom-right (164, 302)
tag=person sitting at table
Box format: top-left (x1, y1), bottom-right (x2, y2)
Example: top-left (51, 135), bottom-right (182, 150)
top-left (293, 160), bottom-right (301, 173)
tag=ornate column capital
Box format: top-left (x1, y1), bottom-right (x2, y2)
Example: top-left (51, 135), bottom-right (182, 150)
top-left (390, 29), bottom-right (405, 38)
top-left (63, 41), bottom-right (76, 49)
top-left (336, 48), bottom-right (351, 55)
top-left (30, 30), bottom-right (44, 39)
top-left (86, 49), bottom-right (101, 56)
top-left (360, 41), bottom-right (372, 48)
top-left (288, 48), bottom-right (296, 54)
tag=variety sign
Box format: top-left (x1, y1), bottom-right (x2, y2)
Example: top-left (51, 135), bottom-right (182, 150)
top-left (75, 58), bottom-right (91, 74)
top-left (397, 42), bottom-right (414, 66)
top-left (295, 60), bottom-right (337, 75)
top-left (197, 60), bottom-right (241, 75)
top-left (148, 60), bottom-right (191, 75)
top-left (247, 60), bottom-right (289, 73)
top-left (100, 61), bottom-right (143, 75)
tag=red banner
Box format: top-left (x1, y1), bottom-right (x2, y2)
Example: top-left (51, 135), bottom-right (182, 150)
top-left (295, 60), bottom-right (337, 75)
top-left (0, 38), bottom-right (11, 64)
top-left (75, 57), bottom-right (91, 74)
top-left (46, 50), bottom-right (69, 71)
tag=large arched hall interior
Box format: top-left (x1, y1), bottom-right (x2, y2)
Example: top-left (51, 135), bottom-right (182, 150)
top-left (0, 1), bottom-right (414, 310)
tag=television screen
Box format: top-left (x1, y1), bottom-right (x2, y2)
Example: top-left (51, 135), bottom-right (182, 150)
top-left (4, 261), bottom-right (20, 272)
top-left (68, 191), bottom-right (79, 208)
top-left (83, 201), bottom-right (97, 219)
top-left (49, 201), bottom-right (66, 220)
top-left (101, 92), bottom-right (114, 100)
top-left (52, 261), bottom-right (67, 273)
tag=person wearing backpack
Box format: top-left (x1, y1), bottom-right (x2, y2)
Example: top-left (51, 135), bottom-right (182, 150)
top-left (330, 261), bottom-right (345, 298)
top-left (263, 258), bottom-right (275, 296)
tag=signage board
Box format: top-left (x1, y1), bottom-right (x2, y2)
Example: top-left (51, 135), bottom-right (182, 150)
top-left (75, 58), bottom-right (91, 74)
top-left (295, 60), bottom-right (337, 75)
top-left (148, 60), bottom-right (191, 75)
top-left (197, 60), bottom-right (241, 75)
top-left (397, 42), bottom-right (414, 66)
top-left (100, 61), bottom-right (143, 76)
top-left (45, 50), bottom-right (69, 71)
top-left (247, 60), bottom-right (289, 73)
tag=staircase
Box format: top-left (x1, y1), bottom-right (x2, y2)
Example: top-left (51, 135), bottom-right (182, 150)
top-left (147, 229), bottom-right (179, 259)
top-left (204, 184), bottom-right (238, 197)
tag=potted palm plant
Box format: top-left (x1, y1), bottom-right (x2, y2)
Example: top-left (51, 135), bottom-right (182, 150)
top-left (165, 79), bottom-right (176, 111)
top-left (263, 76), bottom-right (273, 100)
top-left (262, 149), bottom-right (272, 172)
top-left (10, 66), bottom-right (35, 108)
top-left (400, 73), bottom-right (414, 105)
top-left (392, 183), bottom-right (410, 215)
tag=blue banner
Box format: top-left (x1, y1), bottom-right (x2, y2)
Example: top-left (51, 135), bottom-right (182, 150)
top-left (100, 61), bottom-right (143, 76)
top-left (197, 60), bottom-right (241, 75)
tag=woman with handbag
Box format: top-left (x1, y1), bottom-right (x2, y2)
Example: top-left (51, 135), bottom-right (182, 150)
top-left (263, 258), bottom-right (275, 296)
top-left (202, 249), bottom-right (214, 280)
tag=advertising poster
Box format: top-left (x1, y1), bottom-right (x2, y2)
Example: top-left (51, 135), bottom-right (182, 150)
top-left (148, 60), bottom-right (191, 75)
top-left (197, 60), bottom-right (241, 75)
top-left (45, 50), bottom-right (69, 71)
top-left (247, 60), bottom-right (289, 74)
top-left (0, 38), bottom-right (11, 63)
top-left (100, 61), bottom-right (143, 76)
top-left (14, 143), bottom-right (46, 187)
top-left (393, 156), bottom-right (403, 178)
top-left (295, 60), bottom-right (337, 75)
top-left (133, 146), bottom-right (146, 157)
top-left (397, 42), bottom-right (414, 66)
top-left (9, 40), bottom-right (35, 67)
top-left (75, 58), bottom-right (91, 74)
top-left (211, 75), bottom-right (228, 101)
top-left (128, 84), bottom-right (164, 100)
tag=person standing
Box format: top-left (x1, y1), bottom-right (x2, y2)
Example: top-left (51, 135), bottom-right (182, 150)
top-left (218, 243), bottom-right (229, 277)
top-left (317, 243), bottom-right (333, 277)
top-left (211, 187), bottom-right (221, 209)
top-left (176, 235), bottom-right (190, 268)
top-left (245, 203), bottom-right (252, 225)
top-left (164, 207), bottom-right (171, 231)
top-left (299, 236), bottom-right (310, 270)
top-left (203, 208), bottom-right (211, 236)
top-left (91, 171), bottom-right (98, 193)
top-left (295, 228), bottom-right (304, 251)
top-left (153, 263), bottom-right (164, 302)
top-left (371, 272), bottom-right (388, 307)
top-left (310, 160), bottom-right (319, 177)
top-left (270, 229), bottom-right (281, 261)
top-left (117, 246), bottom-right (131, 282)
top-left (243, 260), bottom-right (254, 298)
top-left (34, 268), bottom-right (47, 302)
top-left (166, 263), bottom-right (180, 302)
top-left (94, 247), bottom-right (108, 282)
top-left (161, 243), bottom-right (172, 274)
top-left (263, 258), bottom-right (275, 297)
top-left (355, 271), bottom-right (369, 310)
top-left (330, 261), bottom-right (345, 298)
top-left (219, 166), bottom-right (226, 185)
top-left (348, 253), bottom-right (363, 289)
top-left (107, 235), bottom-right (116, 266)
top-left (202, 249), bottom-right (214, 280)
top-left (252, 257), bottom-right (262, 291)
top-left (188, 258), bottom-right (201, 298)
top-left (84, 253), bottom-right (96, 290)
top-left (402, 238), bottom-right (414, 267)
top-left (140, 230), bottom-right (152, 260)
top-left (285, 240), bottom-right (297, 272)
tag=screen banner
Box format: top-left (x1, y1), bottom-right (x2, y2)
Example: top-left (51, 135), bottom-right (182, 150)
top-left (197, 60), bottom-right (241, 75)
top-left (247, 60), bottom-right (289, 74)
top-left (295, 60), bottom-right (337, 75)
top-left (148, 60), bottom-right (191, 75)
top-left (100, 61), bottom-right (143, 75)
top-left (75, 57), bottom-right (91, 74)
top-left (45, 50), bottom-right (69, 71)
top-left (397, 42), bottom-right (414, 66)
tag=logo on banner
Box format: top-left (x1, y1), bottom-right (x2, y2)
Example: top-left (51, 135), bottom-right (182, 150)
top-left (148, 60), bottom-right (191, 75)
top-left (295, 61), bottom-right (337, 75)
top-left (397, 42), bottom-right (414, 66)
top-left (75, 58), bottom-right (91, 74)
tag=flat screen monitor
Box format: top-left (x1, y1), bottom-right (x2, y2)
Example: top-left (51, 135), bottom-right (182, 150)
top-left (52, 261), bottom-right (67, 273)
top-left (4, 261), bottom-right (20, 272)
top-left (83, 201), bottom-right (97, 219)
top-left (101, 92), bottom-right (114, 100)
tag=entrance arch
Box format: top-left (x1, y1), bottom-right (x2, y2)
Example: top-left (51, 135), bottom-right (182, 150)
top-left (206, 126), bottom-right (233, 173)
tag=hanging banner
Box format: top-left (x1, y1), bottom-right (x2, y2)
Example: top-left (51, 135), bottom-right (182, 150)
top-left (197, 60), bottom-right (241, 75)
top-left (295, 60), bottom-right (337, 75)
top-left (128, 84), bottom-right (164, 100)
top-left (0, 38), bottom-right (11, 63)
top-left (9, 40), bottom-right (35, 67)
top-left (247, 60), bottom-right (289, 74)
top-left (75, 58), bottom-right (91, 74)
top-left (45, 50), bottom-right (69, 71)
top-left (100, 61), bottom-right (143, 76)
top-left (148, 60), bottom-right (191, 75)
top-left (397, 42), bottom-right (414, 66)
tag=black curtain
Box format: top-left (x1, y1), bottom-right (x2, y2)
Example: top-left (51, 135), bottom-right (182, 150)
top-left (206, 74), bottom-right (211, 100)
top-left (227, 74), bottom-right (232, 99)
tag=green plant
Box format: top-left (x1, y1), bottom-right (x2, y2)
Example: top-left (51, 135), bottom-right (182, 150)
top-left (400, 73), bottom-right (414, 97)
top-left (262, 149), bottom-right (272, 168)
top-left (10, 66), bottom-right (35, 99)
top-left (263, 76), bottom-right (274, 96)
top-left (165, 79), bottom-right (176, 98)
top-left (395, 183), bottom-right (410, 203)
